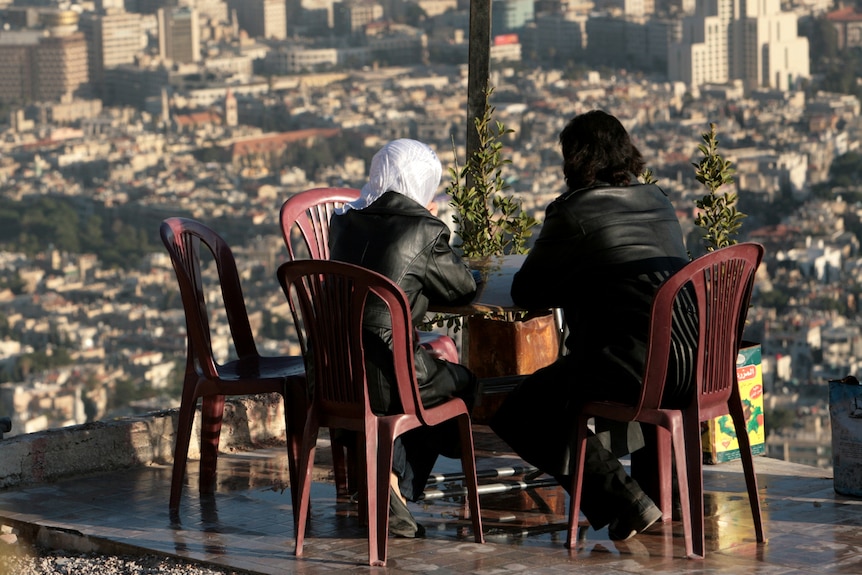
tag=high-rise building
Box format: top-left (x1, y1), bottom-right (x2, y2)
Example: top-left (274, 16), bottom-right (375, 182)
top-left (524, 13), bottom-right (586, 65)
top-left (79, 9), bottom-right (144, 96)
top-left (135, 0), bottom-right (173, 14)
top-left (226, 0), bottom-right (287, 39)
top-left (669, 0), bottom-right (809, 91)
top-left (134, 0), bottom-right (227, 21)
top-left (0, 21), bottom-right (88, 105)
top-left (491, 0), bottom-right (534, 34)
top-left (158, 6), bottom-right (201, 63)
top-left (194, 0), bottom-right (230, 23)
top-left (95, 0), bottom-right (126, 10)
top-left (333, 1), bottom-right (383, 37)
top-left (0, 32), bottom-right (38, 105)
top-left (35, 33), bottom-right (89, 102)
top-left (285, 0), bottom-right (303, 33)
top-left (624, 0), bottom-right (655, 16)
top-left (296, 0), bottom-right (336, 36)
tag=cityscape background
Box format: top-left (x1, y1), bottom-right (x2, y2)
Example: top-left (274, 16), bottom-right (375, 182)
top-left (2, 0), bottom-right (862, 471)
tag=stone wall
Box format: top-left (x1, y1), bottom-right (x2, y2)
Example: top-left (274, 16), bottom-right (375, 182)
top-left (0, 393), bottom-right (288, 490)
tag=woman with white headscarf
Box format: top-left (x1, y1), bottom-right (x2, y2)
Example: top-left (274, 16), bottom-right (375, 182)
top-left (330, 139), bottom-right (477, 538)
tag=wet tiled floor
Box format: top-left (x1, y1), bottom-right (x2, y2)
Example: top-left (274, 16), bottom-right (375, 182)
top-left (0, 425), bottom-right (859, 574)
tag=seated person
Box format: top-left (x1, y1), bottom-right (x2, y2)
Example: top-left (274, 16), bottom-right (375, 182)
top-left (329, 138), bottom-right (478, 538)
top-left (491, 110), bottom-right (698, 541)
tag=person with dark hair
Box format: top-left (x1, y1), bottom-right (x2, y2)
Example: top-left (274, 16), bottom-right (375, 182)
top-left (490, 110), bottom-right (698, 541)
top-left (329, 138), bottom-right (478, 539)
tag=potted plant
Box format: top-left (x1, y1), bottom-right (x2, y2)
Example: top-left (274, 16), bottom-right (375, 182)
top-left (692, 123), bottom-right (746, 253)
top-left (690, 123), bottom-right (765, 464)
top-left (443, 88), bottom-right (559, 381)
top-left (447, 87), bottom-right (536, 261)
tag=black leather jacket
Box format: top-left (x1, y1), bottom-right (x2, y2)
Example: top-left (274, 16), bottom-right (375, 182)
top-left (511, 182), bottom-right (696, 405)
top-left (491, 182), bottom-right (698, 477)
top-left (329, 191), bottom-right (476, 413)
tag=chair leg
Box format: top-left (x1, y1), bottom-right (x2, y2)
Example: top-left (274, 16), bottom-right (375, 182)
top-left (456, 413), bottom-right (484, 542)
top-left (169, 385), bottom-right (198, 514)
top-left (199, 394), bottom-right (226, 494)
top-left (683, 413), bottom-right (704, 558)
top-left (728, 400), bottom-right (765, 543)
top-left (294, 418), bottom-right (320, 558)
top-left (565, 416), bottom-right (589, 549)
top-left (367, 425), bottom-right (387, 567)
top-left (282, 381), bottom-right (307, 527)
top-left (655, 426), bottom-right (674, 522)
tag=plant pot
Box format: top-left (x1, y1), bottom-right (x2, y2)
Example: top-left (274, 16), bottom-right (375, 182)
top-left (466, 312), bottom-right (560, 424)
top-left (465, 312), bottom-right (559, 378)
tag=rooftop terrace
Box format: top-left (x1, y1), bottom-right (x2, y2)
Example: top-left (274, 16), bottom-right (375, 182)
top-left (0, 399), bottom-right (856, 575)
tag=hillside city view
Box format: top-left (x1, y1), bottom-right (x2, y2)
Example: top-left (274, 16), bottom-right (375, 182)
top-left (2, 0), bottom-right (862, 474)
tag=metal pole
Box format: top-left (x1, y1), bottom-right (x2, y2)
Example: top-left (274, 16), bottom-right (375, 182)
top-left (425, 464), bottom-right (538, 486)
top-left (421, 476), bottom-right (559, 501)
top-left (466, 0), bottom-right (491, 193)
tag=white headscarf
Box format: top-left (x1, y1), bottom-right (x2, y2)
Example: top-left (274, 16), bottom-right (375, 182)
top-left (337, 139), bottom-right (442, 214)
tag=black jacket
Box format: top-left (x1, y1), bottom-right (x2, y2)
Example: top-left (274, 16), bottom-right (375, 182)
top-left (329, 191), bottom-right (477, 413)
top-left (491, 182), bottom-right (698, 475)
top-left (512, 182), bottom-right (695, 402)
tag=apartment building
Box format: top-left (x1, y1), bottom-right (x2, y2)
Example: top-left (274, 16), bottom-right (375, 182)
top-left (0, 32), bottom-right (37, 105)
top-left (227, 0), bottom-right (287, 40)
top-left (35, 33), bottom-right (89, 102)
top-left (158, 6), bottom-right (202, 64)
top-left (79, 9), bottom-right (145, 97)
top-left (333, 0), bottom-right (384, 37)
top-left (0, 26), bottom-right (88, 105)
top-left (668, 0), bottom-right (809, 91)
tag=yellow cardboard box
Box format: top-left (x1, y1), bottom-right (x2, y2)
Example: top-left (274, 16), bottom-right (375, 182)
top-left (702, 342), bottom-right (766, 464)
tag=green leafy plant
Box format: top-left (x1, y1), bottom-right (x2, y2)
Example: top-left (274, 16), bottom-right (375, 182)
top-left (693, 123), bottom-right (745, 251)
top-left (446, 87), bottom-right (537, 258)
top-left (640, 168), bottom-right (658, 185)
top-left (423, 88), bottom-right (538, 329)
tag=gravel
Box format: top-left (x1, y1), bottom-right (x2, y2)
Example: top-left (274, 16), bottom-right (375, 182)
top-left (0, 542), bottom-right (248, 575)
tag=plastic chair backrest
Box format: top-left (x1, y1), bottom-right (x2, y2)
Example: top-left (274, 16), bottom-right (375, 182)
top-left (279, 187), bottom-right (361, 261)
top-left (160, 217), bottom-right (258, 375)
top-left (279, 259), bottom-right (427, 423)
top-left (279, 258), bottom-right (484, 566)
top-left (637, 242), bottom-right (765, 418)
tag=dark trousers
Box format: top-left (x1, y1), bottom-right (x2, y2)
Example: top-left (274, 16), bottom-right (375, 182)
top-left (393, 359), bottom-right (476, 502)
top-left (552, 432), bottom-right (648, 529)
top-left (489, 361), bottom-right (650, 530)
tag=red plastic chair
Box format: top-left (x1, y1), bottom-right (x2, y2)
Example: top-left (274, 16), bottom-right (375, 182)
top-left (280, 187), bottom-right (363, 494)
top-left (160, 217), bottom-right (307, 520)
top-left (279, 186), bottom-right (460, 494)
top-left (279, 186), bottom-right (459, 364)
top-left (277, 259), bottom-right (484, 567)
top-left (279, 187), bottom-right (360, 261)
top-left (565, 242), bottom-right (766, 558)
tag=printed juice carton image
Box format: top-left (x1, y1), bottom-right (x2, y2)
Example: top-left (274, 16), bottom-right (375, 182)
top-left (702, 342), bottom-right (766, 464)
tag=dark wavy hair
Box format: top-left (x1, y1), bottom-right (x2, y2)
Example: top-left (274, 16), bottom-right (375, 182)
top-left (559, 110), bottom-right (645, 191)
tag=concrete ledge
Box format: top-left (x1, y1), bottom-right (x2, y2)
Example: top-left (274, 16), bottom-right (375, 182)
top-left (0, 393), bottom-right (292, 490)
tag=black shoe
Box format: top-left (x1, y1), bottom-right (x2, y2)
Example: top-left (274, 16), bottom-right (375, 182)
top-left (388, 487), bottom-right (425, 538)
top-left (608, 496), bottom-right (662, 541)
